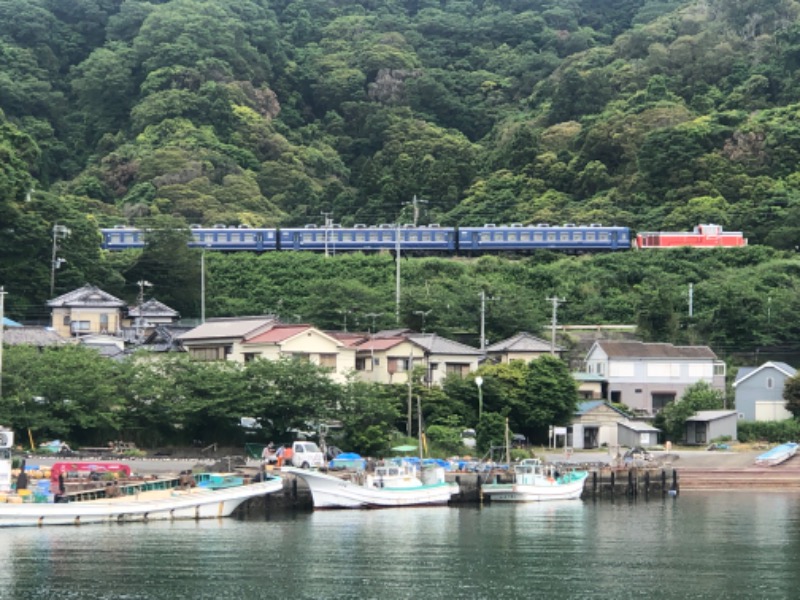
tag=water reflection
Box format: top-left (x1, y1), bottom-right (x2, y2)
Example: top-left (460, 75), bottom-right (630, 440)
top-left (0, 494), bottom-right (799, 599)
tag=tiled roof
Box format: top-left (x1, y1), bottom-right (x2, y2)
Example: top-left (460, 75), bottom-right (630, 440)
top-left (128, 298), bottom-right (179, 318)
top-left (372, 328), bottom-right (413, 338)
top-left (246, 325), bottom-right (314, 344)
top-left (2, 327), bottom-right (65, 346)
top-left (47, 284), bottom-right (126, 308)
top-left (178, 316), bottom-right (277, 341)
top-left (686, 410), bottom-right (738, 422)
top-left (595, 340), bottom-right (717, 360)
top-left (356, 337), bottom-right (407, 351)
top-left (486, 332), bottom-right (559, 353)
top-left (325, 331), bottom-right (367, 347)
top-left (407, 334), bottom-right (482, 355)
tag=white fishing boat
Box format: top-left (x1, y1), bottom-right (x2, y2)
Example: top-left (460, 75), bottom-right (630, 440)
top-left (755, 442), bottom-right (799, 467)
top-left (284, 460), bottom-right (459, 509)
top-left (0, 478), bottom-right (283, 527)
top-left (0, 429), bottom-right (283, 527)
top-left (481, 458), bottom-right (588, 503)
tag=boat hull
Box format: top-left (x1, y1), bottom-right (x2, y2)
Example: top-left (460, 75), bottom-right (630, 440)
top-left (285, 468), bottom-right (459, 509)
top-left (755, 443), bottom-right (798, 467)
top-left (0, 479), bottom-right (283, 527)
top-left (482, 474), bottom-right (588, 503)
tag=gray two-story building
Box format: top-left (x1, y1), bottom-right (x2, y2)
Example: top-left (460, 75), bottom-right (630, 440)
top-left (733, 361), bottom-right (796, 421)
top-left (583, 341), bottom-right (726, 416)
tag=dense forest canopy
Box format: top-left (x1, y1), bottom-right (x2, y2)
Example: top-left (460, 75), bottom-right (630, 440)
top-left (3, 0), bottom-right (800, 360)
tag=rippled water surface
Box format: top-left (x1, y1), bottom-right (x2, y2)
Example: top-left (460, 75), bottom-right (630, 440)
top-left (1, 493), bottom-right (799, 599)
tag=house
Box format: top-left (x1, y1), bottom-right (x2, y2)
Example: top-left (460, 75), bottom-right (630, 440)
top-left (407, 333), bottom-right (482, 385)
top-left (573, 372), bottom-right (604, 399)
top-left (617, 421), bottom-right (661, 448)
top-left (570, 401), bottom-right (629, 449)
top-left (485, 332), bottom-right (562, 363)
top-left (232, 324), bottom-right (356, 383)
top-left (47, 284), bottom-right (127, 338)
top-left (583, 341), bottom-right (726, 415)
top-left (178, 316), bottom-right (278, 361)
top-left (353, 336), bottom-right (426, 385)
top-left (733, 362), bottom-right (795, 421)
top-left (684, 410), bottom-right (738, 445)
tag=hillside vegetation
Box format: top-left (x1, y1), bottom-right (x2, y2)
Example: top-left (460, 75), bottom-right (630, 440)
top-left (2, 0), bottom-right (800, 359)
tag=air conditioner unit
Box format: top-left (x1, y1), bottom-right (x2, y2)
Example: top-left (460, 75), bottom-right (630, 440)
top-left (0, 431), bottom-right (14, 449)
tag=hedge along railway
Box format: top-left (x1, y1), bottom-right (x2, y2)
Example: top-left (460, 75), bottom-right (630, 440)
top-left (100, 223), bottom-right (746, 254)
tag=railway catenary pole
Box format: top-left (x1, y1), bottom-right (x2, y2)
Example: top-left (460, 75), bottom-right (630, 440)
top-left (395, 223), bottom-right (401, 324)
top-left (546, 296), bottom-right (565, 355)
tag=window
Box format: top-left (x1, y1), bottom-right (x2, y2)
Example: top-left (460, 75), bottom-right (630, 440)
top-left (388, 357), bottom-right (410, 373)
top-left (243, 352), bottom-right (261, 363)
top-left (652, 393), bottom-right (676, 413)
top-left (292, 353), bottom-right (310, 363)
top-left (190, 347), bottom-right (221, 361)
top-left (445, 363), bottom-right (470, 377)
top-left (355, 357), bottom-right (372, 371)
top-left (713, 363), bottom-right (726, 376)
top-left (100, 314), bottom-right (109, 331)
top-left (63, 315), bottom-right (70, 326)
top-left (766, 377), bottom-right (774, 390)
top-left (319, 354), bottom-right (337, 369)
top-left (70, 321), bottom-right (90, 333)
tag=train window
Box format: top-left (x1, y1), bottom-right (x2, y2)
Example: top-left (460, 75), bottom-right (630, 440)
top-left (534, 233), bottom-right (543, 242)
top-left (341, 232), bottom-right (353, 241)
top-left (520, 232), bottom-right (530, 241)
top-left (480, 232), bottom-right (492, 241)
top-left (586, 232), bottom-right (595, 241)
top-left (303, 233), bottom-right (314, 241)
top-left (356, 233), bottom-right (365, 241)
top-left (547, 233), bottom-right (556, 241)
top-left (599, 233), bottom-right (609, 241)
top-left (422, 232), bottom-right (431, 241)
top-left (507, 232), bottom-right (517, 241)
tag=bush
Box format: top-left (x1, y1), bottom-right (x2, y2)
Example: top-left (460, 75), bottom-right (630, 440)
top-left (737, 420), bottom-right (800, 443)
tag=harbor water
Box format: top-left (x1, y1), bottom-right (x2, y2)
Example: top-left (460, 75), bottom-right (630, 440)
top-left (0, 492), bottom-right (798, 599)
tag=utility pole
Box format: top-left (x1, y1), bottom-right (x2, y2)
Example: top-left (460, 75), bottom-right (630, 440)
top-left (321, 212), bottom-right (333, 257)
top-left (136, 280), bottom-right (152, 340)
top-left (50, 224), bottom-right (70, 296)
top-left (546, 296), bottom-right (565, 355)
top-left (200, 248), bottom-right (206, 323)
top-left (408, 194), bottom-right (428, 227)
top-left (407, 350), bottom-right (414, 436)
top-left (688, 282), bottom-right (693, 318)
top-left (0, 286), bottom-right (5, 400)
top-left (480, 291), bottom-right (486, 352)
top-left (395, 223), bottom-right (401, 324)
top-left (364, 312), bottom-right (383, 334)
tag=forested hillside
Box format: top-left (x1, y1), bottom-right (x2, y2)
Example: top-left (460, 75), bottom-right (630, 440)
top-left (3, 0), bottom-right (800, 358)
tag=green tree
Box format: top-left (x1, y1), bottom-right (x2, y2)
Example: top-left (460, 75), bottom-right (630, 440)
top-left (784, 373), bottom-right (800, 420)
top-left (654, 381), bottom-right (725, 442)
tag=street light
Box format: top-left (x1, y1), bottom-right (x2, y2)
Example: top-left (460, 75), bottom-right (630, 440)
top-left (475, 376), bottom-right (484, 423)
top-left (413, 309), bottom-right (432, 333)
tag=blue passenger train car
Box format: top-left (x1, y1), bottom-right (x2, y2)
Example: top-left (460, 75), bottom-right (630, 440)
top-left (278, 225), bottom-right (456, 252)
top-left (457, 224), bottom-right (631, 252)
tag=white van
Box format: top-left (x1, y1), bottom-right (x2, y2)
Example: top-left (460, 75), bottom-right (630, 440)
top-left (287, 441), bottom-right (325, 469)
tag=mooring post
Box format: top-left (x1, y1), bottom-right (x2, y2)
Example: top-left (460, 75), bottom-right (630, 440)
top-left (661, 469), bottom-right (667, 495)
top-left (610, 470), bottom-right (615, 496)
top-left (627, 469), bottom-right (634, 497)
top-left (592, 470), bottom-right (598, 496)
top-left (672, 469), bottom-right (679, 495)
top-left (644, 470), bottom-right (650, 497)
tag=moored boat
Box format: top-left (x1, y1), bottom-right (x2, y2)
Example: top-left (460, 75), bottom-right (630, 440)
top-left (755, 442), bottom-right (798, 467)
top-left (481, 458), bottom-right (588, 503)
top-left (0, 477), bottom-right (283, 527)
top-left (284, 460), bottom-right (459, 509)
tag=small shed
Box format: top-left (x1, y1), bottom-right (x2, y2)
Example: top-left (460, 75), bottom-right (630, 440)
top-left (618, 421), bottom-right (661, 448)
top-left (684, 410), bottom-right (738, 445)
top-left (571, 401), bottom-right (628, 449)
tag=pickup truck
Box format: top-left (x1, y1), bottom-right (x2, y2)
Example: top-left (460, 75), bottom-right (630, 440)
top-left (285, 441), bottom-right (325, 469)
